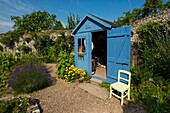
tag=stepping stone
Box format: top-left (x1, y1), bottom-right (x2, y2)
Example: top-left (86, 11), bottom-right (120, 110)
top-left (78, 83), bottom-right (109, 100)
top-left (90, 78), bottom-right (102, 85)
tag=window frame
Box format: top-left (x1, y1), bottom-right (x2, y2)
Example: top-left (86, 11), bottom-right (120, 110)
top-left (78, 38), bottom-right (86, 56)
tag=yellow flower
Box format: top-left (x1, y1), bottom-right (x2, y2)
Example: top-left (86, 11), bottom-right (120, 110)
top-left (71, 65), bottom-right (74, 68)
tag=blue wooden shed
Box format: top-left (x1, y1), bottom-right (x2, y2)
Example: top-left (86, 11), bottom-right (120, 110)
top-left (72, 14), bottom-right (131, 83)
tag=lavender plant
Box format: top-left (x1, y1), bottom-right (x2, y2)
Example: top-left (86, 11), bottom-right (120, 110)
top-left (9, 63), bottom-right (52, 93)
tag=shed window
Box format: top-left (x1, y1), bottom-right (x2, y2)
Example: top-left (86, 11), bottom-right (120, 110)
top-left (78, 38), bottom-right (86, 54)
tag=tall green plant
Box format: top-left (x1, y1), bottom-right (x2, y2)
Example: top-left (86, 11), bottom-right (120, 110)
top-left (56, 51), bottom-right (74, 79)
top-left (66, 13), bottom-right (80, 29)
top-left (131, 20), bottom-right (170, 112)
top-left (0, 52), bottom-right (17, 89)
top-left (55, 32), bottom-right (74, 55)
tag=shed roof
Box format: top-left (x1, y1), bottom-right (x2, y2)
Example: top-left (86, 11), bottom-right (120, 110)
top-left (72, 14), bottom-right (119, 34)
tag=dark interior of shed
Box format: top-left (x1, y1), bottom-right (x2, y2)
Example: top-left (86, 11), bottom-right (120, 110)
top-left (92, 31), bottom-right (107, 78)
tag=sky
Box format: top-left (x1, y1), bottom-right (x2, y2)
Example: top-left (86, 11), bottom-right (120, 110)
top-left (0, 0), bottom-right (169, 33)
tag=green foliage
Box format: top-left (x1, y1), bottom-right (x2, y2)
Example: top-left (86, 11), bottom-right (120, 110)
top-left (19, 54), bottom-right (43, 66)
top-left (55, 32), bottom-right (74, 55)
top-left (24, 37), bottom-right (32, 43)
top-left (30, 32), bottom-right (73, 63)
top-left (131, 20), bottom-right (170, 112)
top-left (66, 13), bottom-right (80, 29)
top-left (11, 10), bottom-right (57, 32)
top-left (34, 34), bottom-right (54, 55)
top-left (165, 1), bottom-right (170, 8)
top-left (17, 45), bottom-right (32, 54)
top-left (0, 97), bottom-right (37, 113)
top-left (9, 63), bottom-right (52, 93)
top-left (54, 20), bottom-right (65, 30)
top-left (115, 0), bottom-right (167, 26)
top-left (56, 51), bottom-right (74, 79)
top-left (137, 21), bottom-right (170, 80)
top-left (142, 0), bottom-right (164, 17)
top-left (0, 30), bottom-right (24, 48)
top-left (0, 52), bottom-right (17, 89)
top-left (64, 65), bottom-right (91, 82)
top-left (0, 52), bottom-right (43, 93)
top-left (131, 67), bottom-right (170, 113)
top-left (101, 82), bottom-right (110, 91)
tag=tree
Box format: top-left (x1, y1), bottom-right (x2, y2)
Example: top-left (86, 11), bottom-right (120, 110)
top-left (11, 11), bottom-right (57, 32)
top-left (131, 8), bottom-right (142, 21)
top-left (122, 11), bottom-right (133, 25)
top-left (115, 11), bottom-right (133, 26)
top-left (165, 0), bottom-right (170, 8)
top-left (141, 0), bottom-right (164, 18)
top-left (54, 20), bottom-right (65, 30)
top-left (66, 13), bottom-right (80, 29)
top-left (115, 0), bottom-right (166, 25)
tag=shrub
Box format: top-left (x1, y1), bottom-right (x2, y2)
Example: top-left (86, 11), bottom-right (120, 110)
top-left (64, 65), bottom-right (91, 82)
top-left (0, 97), bottom-right (37, 113)
top-left (56, 51), bottom-right (74, 79)
top-left (131, 20), bottom-right (170, 113)
top-left (0, 30), bottom-right (24, 49)
top-left (9, 63), bottom-right (52, 93)
top-left (131, 67), bottom-right (170, 113)
top-left (55, 32), bottom-right (74, 55)
top-left (0, 52), bottom-right (17, 90)
top-left (17, 54), bottom-right (45, 67)
top-left (17, 45), bottom-right (32, 54)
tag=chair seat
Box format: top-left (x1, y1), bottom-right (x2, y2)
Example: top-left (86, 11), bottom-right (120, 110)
top-left (110, 82), bottom-right (129, 92)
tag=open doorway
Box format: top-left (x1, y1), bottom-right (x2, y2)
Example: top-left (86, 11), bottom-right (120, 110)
top-left (92, 31), bottom-right (107, 79)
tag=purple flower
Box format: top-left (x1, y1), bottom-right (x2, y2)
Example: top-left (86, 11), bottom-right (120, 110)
top-left (8, 63), bottom-right (52, 93)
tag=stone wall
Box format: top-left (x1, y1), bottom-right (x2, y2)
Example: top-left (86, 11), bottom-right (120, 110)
top-left (130, 9), bottom-right (170, 66)
top-left (131, 9), bottom-right (170, 42)
top-left (0, 30), bottom-right (72, 55)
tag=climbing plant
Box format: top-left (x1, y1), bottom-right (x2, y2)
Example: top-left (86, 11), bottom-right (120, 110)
top-left (131, 20), bottom-right (170, 113)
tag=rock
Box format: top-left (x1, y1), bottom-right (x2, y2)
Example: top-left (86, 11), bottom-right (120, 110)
top-left (27, 103), bottom-right (40, 113)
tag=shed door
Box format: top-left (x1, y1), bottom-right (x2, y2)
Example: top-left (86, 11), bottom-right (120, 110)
top-left (74, 32), bottom-right (91, 74)
top-left (107, 26), bottom-right (131, 83)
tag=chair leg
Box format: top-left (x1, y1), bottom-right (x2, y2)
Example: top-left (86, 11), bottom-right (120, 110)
top-left (109, 87), bottom-right (112, 98)
top-left (121, 92), bottom-right (123, 106)
top-left (128, 88), bottom-right (130, 100)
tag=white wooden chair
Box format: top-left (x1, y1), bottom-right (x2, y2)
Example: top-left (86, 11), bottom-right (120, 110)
top-left (109, 70), bottom-right (131, 105)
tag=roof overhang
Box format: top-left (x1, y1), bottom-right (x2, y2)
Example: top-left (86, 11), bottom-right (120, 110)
top-left (72, 14), bottom-right (119, 35)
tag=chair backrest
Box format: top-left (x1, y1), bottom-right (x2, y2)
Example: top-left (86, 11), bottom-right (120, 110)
top-left (118, 70), bottom-right (131, 86)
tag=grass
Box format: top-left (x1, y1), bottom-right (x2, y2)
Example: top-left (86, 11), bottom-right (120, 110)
top-left (101, 81), bottom-right (110, 91)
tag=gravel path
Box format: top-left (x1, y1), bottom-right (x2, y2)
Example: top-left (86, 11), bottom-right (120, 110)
top-left (30, 64), bottom-right (147, 113)
top-left (0, 64), bottom-right (147, 113)
top-left (30, 64), bottom-right (122, 113)
top-left (31, 79), bottom-right (123, 113)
